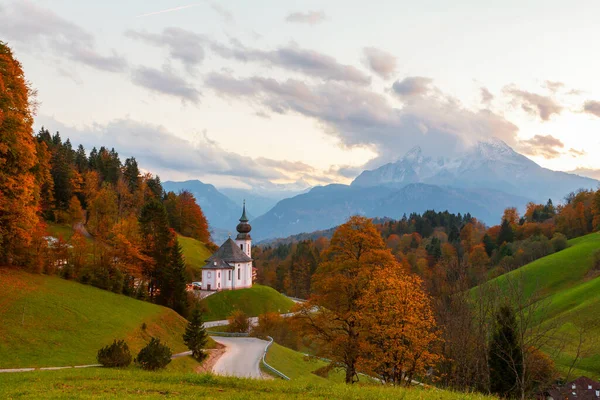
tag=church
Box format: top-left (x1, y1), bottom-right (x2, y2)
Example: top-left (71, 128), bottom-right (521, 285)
top-left (201, 202), bottom-right (253, 291)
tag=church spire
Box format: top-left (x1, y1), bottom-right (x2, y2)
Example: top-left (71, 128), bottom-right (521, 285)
top-left (236, 201), bottom-right (251, 239)
top-left (239, 199), bottom-right (249, 222)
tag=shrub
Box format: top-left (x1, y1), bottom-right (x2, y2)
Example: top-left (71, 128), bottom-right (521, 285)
top-left (551, 233), bottom-right (568, 252)
top-left (135, 337), bottom-right (172, 370)
top-left (227, 310), bottom-right (250, 333)
top-left (97, 340), bottom-right (132, 367)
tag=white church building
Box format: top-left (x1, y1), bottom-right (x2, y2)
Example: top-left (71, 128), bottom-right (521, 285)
top-left (201, 202), bottom-right (253, 291)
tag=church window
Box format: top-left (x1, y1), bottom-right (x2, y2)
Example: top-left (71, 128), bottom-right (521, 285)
top-left (228, 271), bottom-right (231, 280)
top-left (208, 272), bottom-right (211, 279)
top-left (218, 272), bottom-right (220, 278)
top-left (240, 244), bottom-right (243, 250)
top-left (238, 268), bottom-right (240, 280)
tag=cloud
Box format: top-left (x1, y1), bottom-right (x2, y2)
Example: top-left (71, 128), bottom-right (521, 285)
top-left (211, 41), bottom-right (371, 85)
top-left (36, 116), bottom-right (297, 182)
top-left (392, 76), bottom-right (433, 98)
top-left (568, 148), bottom-right (586, 157)
top-left (131, 65), bottom-right (201, 103)
top-left (480, 87), bottom-right (494, 105)
top-left (210, 3), bottom-right (234, 22)
top-left (583, 100), bottom-right (600, 118)
top-left (285, 10), bottom-right (327, 25)
top-left (0, 1), bottom-right (126, 73)
top-left (517, 134), bottom-right (564, 159)
top-left (205, 72), bottom-right (519, 166)
top-left (505, 87), bottom-right (563, 121)
top-left (135, 4), bottom-right (200, 18)
top-left (544, 80), bottom-right (564, 93)
top-left (362, 47), bottom-right (397, 80)
top-left (126, 28), bottom-right (205, 73)
top-left (568, 168), bottom-right (600, 180)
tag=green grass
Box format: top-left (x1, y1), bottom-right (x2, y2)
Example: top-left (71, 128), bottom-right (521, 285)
top-left (0, 367), bottom-right (498, 399)
top-left (177, 234), bottom-right (213, 272)
top-left (201, 285), bottom-right (295, 321)
top-left (0, 268), bottom-right (191, 369)
top-left (476, 232), bottom-right (600, 378)
top-left (265, 342), bottom-right (347, 383)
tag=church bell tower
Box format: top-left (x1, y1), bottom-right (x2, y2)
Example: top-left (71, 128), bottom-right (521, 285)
top-left (235, 201), bottom-right (252, 258)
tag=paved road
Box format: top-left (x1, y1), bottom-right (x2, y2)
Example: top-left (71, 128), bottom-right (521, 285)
top-left (211, 336), bottom-right (269, 379)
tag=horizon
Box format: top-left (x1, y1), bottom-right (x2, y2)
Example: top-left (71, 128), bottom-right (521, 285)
top-left (2, 0), bottom-right (600, 190)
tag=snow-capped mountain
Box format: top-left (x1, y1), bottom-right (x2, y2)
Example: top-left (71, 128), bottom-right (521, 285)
top-left (352, 138), bottom-right (597, 202)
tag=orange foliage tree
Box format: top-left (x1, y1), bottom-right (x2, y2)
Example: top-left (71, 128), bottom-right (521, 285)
top-left (0, 42), bottom-right (39, 264)
top-left (296, 216), bottom-right (442, 384)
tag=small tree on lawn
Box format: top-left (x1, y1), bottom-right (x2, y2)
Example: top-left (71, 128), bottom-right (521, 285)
top-left (97, 339), bottom-right (132, 367)
top-left (183, 307), bottom-right (209, 361)
top-left (135, 337), bottom-right (172, 370)
top-left (227, 310), bottom-right (250, 333)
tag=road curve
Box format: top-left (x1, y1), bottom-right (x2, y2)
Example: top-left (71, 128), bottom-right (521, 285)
top-left (211, 336), bottom-right (269, 379)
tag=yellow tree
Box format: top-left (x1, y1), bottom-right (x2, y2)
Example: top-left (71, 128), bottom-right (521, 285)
top-left (296, 215), bottom-right (397, 383)
top-left (358, 267), bottom-right (442, 385)
top-left (0, 42), bottom-right (39, 264)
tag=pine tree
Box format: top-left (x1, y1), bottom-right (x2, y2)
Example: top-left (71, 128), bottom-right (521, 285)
top-left (162, 240), bottom-right (188, 315)
top-left (489, 305), bottom-right (522, 398)
top-left (497, 219), bottom-right (515, 245)
top-left (183, 307), bottom-right (208, 361)
top-left (139, 200), bottom-right (172, 300)
top-left (482, 233), bottom-right (496, 256)
top-left (123, 157), bottom-right (140, 192)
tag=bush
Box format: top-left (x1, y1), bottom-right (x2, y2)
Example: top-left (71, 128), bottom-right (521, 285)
top-left (227, 310), bottom-right (250, 333)
top-left (135, 337), bottom-right (172, 370)
top-left (551, 233), bottom-right (568, 252)
top-left (97, 340), bottom-right (132, 367)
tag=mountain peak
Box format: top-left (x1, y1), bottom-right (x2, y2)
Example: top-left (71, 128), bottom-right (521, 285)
top-left (403, 146), bottom-right (423, 162)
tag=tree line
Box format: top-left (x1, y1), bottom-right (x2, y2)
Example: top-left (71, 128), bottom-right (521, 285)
top-left (0, 42), bottom-right (213, 316)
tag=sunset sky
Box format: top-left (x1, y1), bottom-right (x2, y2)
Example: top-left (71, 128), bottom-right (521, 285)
top-left (2, 0), bottom-right (600, 189)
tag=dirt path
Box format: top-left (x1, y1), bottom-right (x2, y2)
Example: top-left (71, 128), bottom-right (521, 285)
top-left (195, 344), bottom-right (227, 374)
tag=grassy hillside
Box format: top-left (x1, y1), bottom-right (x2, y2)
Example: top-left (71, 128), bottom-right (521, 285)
top-left (177, 234), bottom-right (213, 273)
top-left (265, 342), bottom-right (346, 383)
top-left (477, 232), bottom-right (600, 378)
top-left (0, 268), bottom-right (191, 368)
top-left (0, 368), bottom-right (498, 399)
top-left (201, 285), bottom-right (295, 321)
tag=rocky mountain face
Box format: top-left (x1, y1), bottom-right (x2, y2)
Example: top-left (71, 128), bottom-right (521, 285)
top-left (352, 138), bottom-right (597, 202)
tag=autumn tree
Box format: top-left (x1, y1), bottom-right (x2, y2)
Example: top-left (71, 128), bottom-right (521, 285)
top-left (0, 42), bottom-right (40, 264)
top-left (296, 216), bottom-right (437, 384)
top-left (358, 267), bottom-right (442, 385)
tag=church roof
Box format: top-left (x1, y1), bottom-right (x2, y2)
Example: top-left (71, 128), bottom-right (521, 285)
top-left (206, 238), bottom-right (252, 264)
top-left (203, 257), bottom-right (234, 270)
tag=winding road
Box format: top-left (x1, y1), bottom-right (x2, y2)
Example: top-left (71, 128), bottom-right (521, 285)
top-left (211, 336), bottom-right (269, 379)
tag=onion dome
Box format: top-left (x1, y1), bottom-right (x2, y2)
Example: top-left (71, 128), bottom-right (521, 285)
top-left (236, 201), bottom-right (251, 239)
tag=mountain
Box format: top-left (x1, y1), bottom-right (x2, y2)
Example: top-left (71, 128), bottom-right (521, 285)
top-left (251, 183), bottom-right (530, 241)
top-left (352, 138), bottom-right (598, 202)
top-left (162, 180), bottom-right (243, 240)
top-left (220, 180), bottom-right (311, 217)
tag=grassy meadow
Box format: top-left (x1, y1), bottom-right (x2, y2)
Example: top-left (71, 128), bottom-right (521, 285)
top-left (0, 367), bottom-right (498, 399)
top-left (0, 268), bottom-right (193, 368)
top-left (201, 284), bottom-right (295, 321)
top-left (476, 232), bottom-right (600, 378)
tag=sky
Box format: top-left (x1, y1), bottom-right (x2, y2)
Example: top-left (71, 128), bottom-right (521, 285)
top-left (2, 0), bottom-right (600, 189)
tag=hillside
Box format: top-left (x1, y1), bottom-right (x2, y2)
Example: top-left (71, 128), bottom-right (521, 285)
top-left (476, 232), bottom-right (600, 377)
top-left (0, 268), bottom-right (190, 368)
top-left (0, 368), bottom-right (497, 399)
top-left (178, 234), bottom-right (213, 275)
top-left (201, 285), bottom-right (295, 321)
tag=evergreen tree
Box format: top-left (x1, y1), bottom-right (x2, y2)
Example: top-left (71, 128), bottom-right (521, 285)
top-left (146, 176), bottom-right (163, 199)
top-left (161, 240), bottom-right (188, 315)
top-left (489, 305), bottom-right (522, 398)
top-left (482, 233), bottom-right (496, 257)
top-left (74, 144), bottom-right (88, 173)
top-left (139, 200), bottom-right (172, 300)
top-left (183, 307), bottom-right (208, 361)
top-left (123, 157), bottom-right (140, 192)
top-left (497, 219), bottom-right (515, 245)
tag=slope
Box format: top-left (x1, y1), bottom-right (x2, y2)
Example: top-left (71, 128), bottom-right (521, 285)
top-left (178, 234), bottom-right (213, 274)
top-left (0, 268), bottom-right (189, 368)
top-left (476, 232), bottom-right (600, 377)
top-left (201, 285), bottom-right (295, 321)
